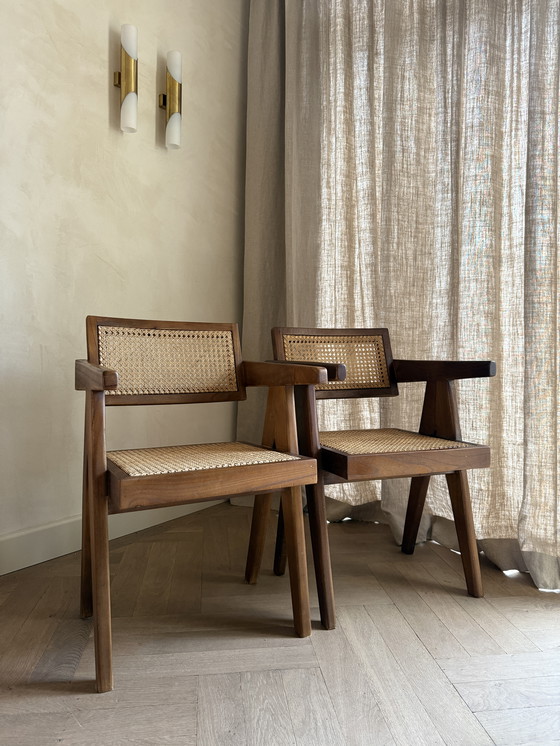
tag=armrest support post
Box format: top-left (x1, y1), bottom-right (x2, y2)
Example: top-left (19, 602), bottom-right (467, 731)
top-left (419, 379), bottom-right (461, 440)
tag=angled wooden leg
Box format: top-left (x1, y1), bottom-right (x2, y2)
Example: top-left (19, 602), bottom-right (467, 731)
top-left (446, 470), bottom-right (483, 598)
top-left (88, 391), bottom-right (113, 693)
top-left (281, 487), bottom-right (311, 638)
top-left (80, 461), bottom-right (93, 618)
top-left (90, 491), bottom-right (112, 692)
top-left (80, 398), bottom-right (93, 619)
top-left (273, 503), bottom-right (287, 576)
top-left (245, 386), bottom-right (281, 583)
top-left (401, 475), bottom-right (431, 554)
top-left (306, 480), bottom-right (335, 630)
top-left (268, 384), bottom-right (298, 579)
top-left (245, 493), bottom-right (273, 584)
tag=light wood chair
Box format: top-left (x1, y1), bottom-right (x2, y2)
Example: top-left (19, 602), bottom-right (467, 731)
top-left (245, 327), bottom-right (496, 630)
top-left (76, 316), bottom-right (329, 692)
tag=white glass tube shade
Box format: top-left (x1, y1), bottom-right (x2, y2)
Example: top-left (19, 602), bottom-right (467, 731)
top-left (121, 92), bottom-right (137, 133)
top-left (120, 25), bottom-right (138, 133)
top-left (167, 50), bottom-right (182, 84)
top-left (165, 51), bottom-right (182, 149)
top-left (121, 24), bottom-right (137, 60)
top-left (166, 112), bottom-right (181, 149)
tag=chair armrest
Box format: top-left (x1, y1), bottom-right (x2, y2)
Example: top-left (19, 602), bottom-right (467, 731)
top-left (268, 360), bottom-right (346, 382)
top-left (394, 359), bottom-right (496, 382)
top-left (75, 360), bottom-right (118, 391)
top-left (242, 360), bottom-right (333, 387)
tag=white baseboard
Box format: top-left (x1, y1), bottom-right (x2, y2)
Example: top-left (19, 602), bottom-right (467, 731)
top-left (0, 501), bottom-right (223, 576)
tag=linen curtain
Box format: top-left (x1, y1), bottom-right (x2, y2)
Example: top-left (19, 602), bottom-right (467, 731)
top-left (238, 0), bottom-right (560, 589)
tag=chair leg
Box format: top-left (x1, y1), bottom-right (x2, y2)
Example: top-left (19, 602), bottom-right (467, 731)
top-left (401, 475), bottom-right (431, 555)
top-left (446, 470), bottom-right (483, 598)
top-left (89, 486), bottom-right (113, 692)
top-left (80, 469), bottom-right (93, 618)
top-left (306, 481), bottom-right (336, 630)
top-left (273, 503), bottom-right (287, 576)
top-left (281, 487), bottom-right (311, 638)
top-left (80, 399), bottom-right (93, 618)
top-left (245, 493), bottom-right (273, 584)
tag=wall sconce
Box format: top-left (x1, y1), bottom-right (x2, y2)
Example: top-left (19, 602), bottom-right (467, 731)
top-left (159, 51), bottom-right (182, 149)
top-left (113, 24), bottom-right (138, 133)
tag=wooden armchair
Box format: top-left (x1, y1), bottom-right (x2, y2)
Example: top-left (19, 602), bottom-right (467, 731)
top-left (76, 316), bottom-right (329, 692)
top-left (245, 327), bottom-right (496, 631)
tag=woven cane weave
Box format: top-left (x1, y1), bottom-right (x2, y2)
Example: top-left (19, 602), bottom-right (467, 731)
top-left (98, 326), bottom-right (238, 395)
top-left (108, 442), bottom-right (299, 477)
top-left (282, 335), bottom-right (389, 390)
top-left (319, 428), bottom-right (470, 454)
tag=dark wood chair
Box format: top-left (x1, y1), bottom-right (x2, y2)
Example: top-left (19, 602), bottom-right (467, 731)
top-left (245, 327), bottom-right (496, 630)
top-left (76, 316), bottom-right (330, 692)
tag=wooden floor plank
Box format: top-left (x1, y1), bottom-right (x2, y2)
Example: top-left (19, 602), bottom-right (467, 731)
top-left (200, 591), bottom-right (314, 623)
top-left (0, 683), bottom-right (75, 716)
top-left (71, 703), bottom-right (197, 743)
top-left (201, 567), bottom-right (291, 598)
top-left (395, 561), bottom-right (504, 656)
top-left (487, 596), bottom-right (560, 632)
top-left (367, 603), bottom-right (493, 745)
top-left (132, 541), bottom-right (176, 617)
top-left (71, 674), bottom-right (198, 709)
top-left (227, 510), bottom-right (253, 575)
top-left (166, 534), bottom-right (203, 615)
top-left (282, 667), bottom-right (345, 745)
top-left (456, 675), bottom-right (560, 711)
top-left (30, 617), bottom-right (92, 683)
top-left (197, 673), bottom-right (247, 746)
top-left (110, 542), bottom-right (150, 618)
top-left (75, 644), bottom-right (318, 679)
top-left (419, 557), bottom-right (540, 653)
top-left (523, 627), bottom-right (560, 651)
top-left (0, 711), bottom-right (81, 740)
top-left (1, 578), bottom-right (73, 685)
top-left (337, 604), bottom-right (446, 745)
top-left (332, 573), bottom-right (393, 606)
top-left (476, 704), bottom-right (560, 745)
top-left (310, 625), bottom-right (395, 745)
top-left (411, 556), bottom-right (539, 653)
top-left (108, 610), bottom-right (305, 637)
top-left (368, 561), bottom-right (468, 659)
top-left (240, 670), bottom-right (296, 745)
top-left (0, 577), bottom-right (50, 656)
top-left (107, 627), bottom-right (313, 656)
top-left (439, 650), bottom-right (560, 683)
top-left (202, 515), bottom-right (234, 580)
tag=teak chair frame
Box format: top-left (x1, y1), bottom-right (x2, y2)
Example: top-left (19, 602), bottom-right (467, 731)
top-left (245, 327), bottom-right (496, 631)
top-left (76, 316), bottom-right (332, 692)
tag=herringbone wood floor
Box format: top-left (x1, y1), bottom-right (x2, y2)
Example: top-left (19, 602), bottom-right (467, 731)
top-left (1, 502), bottom-right (559, 745)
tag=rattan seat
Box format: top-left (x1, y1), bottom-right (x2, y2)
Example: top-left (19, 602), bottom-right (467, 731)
top-left (108, 442), bottom-right (299, 477)
top-left (319, 428), bottom-right (471, 454)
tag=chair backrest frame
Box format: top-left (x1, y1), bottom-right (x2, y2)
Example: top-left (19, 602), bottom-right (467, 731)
top-left (87, 316), bottom-right (246, 406)
top-left (272, 327), bottom-right (398, 400)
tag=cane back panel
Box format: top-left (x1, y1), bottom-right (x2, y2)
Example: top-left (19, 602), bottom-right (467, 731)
top-left (87, 316), bottom-right (245, 405)
top-left (272, 327), bottom-right (398, 399)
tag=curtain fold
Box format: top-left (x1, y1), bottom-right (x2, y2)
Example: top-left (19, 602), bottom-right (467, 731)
top-left (239, 0), bottom-right (560, 590)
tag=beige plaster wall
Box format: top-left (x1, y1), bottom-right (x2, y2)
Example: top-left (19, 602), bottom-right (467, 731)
top-left (0, 0), bottom-right (249, 573)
